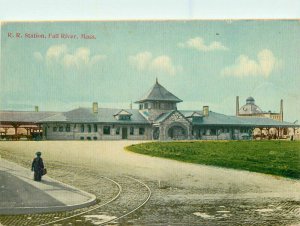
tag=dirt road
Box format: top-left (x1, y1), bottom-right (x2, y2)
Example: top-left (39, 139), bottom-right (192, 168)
top-left (0, 141), bottom-right (299, 225)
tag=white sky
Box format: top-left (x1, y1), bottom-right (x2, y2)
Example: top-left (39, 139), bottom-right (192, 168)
top-left (0, 0), bottom-right (299, 20)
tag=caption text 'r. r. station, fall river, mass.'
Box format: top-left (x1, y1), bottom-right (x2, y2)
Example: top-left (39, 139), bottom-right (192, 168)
top-left (7, 32), bottom-right (96, 39)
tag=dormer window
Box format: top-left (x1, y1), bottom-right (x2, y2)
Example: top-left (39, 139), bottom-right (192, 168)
top-left (192, 116), bottom-right (203, 123)
top-left (119, 115), bottom-right (131, 120)
top-left (114, 110), bottom-right (132, 121)
top-left (186, 112), bottom-right (203, 123)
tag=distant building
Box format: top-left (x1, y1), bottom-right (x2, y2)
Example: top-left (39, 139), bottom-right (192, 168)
top-left (236, 96), bottom-right (288, 138)
top-left (236, 96), bottom-right (283, 121)
top-left (0, 80), bottom-right (298, 141)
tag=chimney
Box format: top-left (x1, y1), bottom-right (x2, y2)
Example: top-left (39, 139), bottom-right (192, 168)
top-left (236, 96), bottom-right (239, 116)
top-left (280, 99), bottom-right (283, 122)
top-left (203, 106), bottom-right (209, 116)
top-left (35, 106), bottom-right (39, 112)
top-left (93, 102), bottom-right (98, 113)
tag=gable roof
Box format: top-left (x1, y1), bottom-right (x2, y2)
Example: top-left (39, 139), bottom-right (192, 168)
top-left (114, 109), bottom-right (132, 116)
top-left (135, 81), bottom-right (182, 103)
top-left (154, 111), bottom-right (175, 123)
top-left (154, 110), bottom-right (192, 125)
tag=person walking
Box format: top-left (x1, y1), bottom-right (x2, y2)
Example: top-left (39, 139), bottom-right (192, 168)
top-left (31, 151), bottom-right (45, 181)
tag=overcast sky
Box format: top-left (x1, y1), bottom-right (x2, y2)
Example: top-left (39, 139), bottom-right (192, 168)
top-left (1, 21), bottom-right (299, 122)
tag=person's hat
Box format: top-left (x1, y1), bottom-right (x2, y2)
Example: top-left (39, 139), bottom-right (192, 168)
top-left (36, 151), bottom-right (42, 156)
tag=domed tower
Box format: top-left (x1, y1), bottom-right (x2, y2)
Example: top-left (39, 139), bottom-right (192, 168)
top-left (246, 96), bottom-right (255, 105)
top-left (135, 79), bottom-right (182, 121)
top-left (238, 96), bottom-right (263, 115)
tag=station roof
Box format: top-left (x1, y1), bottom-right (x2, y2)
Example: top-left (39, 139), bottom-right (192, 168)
top-left (182, 110), bottom-right (298, 127)
top-left (0, 111), bottom-right (58, 124)
top-left (1, 108), bottom-right (297, 128)
top-left (38, 108), bottom-right (150, 124)
top-left (135, 80), bottom-right (182, 103)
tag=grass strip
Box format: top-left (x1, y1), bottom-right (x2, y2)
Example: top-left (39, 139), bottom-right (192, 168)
top-left (127, 140), bottom-right (300, 179)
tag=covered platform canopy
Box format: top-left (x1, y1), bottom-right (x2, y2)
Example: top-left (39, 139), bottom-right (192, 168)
top-left (183, 110), bottom-right (299, 139)
top-left (0, 111), bottom-right (58, 140)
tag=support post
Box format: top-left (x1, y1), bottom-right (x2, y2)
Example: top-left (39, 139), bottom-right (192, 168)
top-left (12, 123), bottom-right (20, 140)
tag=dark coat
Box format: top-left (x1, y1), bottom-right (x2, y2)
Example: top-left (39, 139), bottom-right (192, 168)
top-left (32, 157), bottom-right (44, 172)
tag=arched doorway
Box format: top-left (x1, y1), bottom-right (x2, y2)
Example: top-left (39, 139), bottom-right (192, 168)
top-left (167, 124), bottom-right (187, 140)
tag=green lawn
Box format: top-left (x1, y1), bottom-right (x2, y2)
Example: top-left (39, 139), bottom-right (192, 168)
top-left (126, 141), bottom-right (300, 179)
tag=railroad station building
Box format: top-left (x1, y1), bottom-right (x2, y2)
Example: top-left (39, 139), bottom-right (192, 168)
top-left (0, 80), bottom-right (298, 141)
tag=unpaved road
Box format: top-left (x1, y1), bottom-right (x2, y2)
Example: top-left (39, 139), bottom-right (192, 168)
top-left (0, 141), bottom-right (299, 226)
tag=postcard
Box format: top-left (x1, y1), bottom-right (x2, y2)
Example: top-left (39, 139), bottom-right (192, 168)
top-left (0, 20), bottom-right (299, 226)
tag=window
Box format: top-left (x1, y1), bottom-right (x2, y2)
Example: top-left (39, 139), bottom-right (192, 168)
top-left (119, 115), bottom-right (131, 120)
top-left (139, 127), bottom-right (145, 135)
top-left (88, 125), bottom-right (91, 133)
top-left (66, 124), bottom-right (70, 132)
top-left (81, 124), bottom-right (84, 132)
top-left (103, 126), bottom-right (111, 135)
top-left (87, 136), bottom-right (91, 140)
top-left (139, 104), bottom-right (143, 110)
top-left (144, 103), bottom-right (148, 109)
top-left (210, 129), bottom-right (216, 135)
top-left (80, 137), bottom-right (84, 140)
top-left (53, 127), bottom-right (57, 132)
top-left (59, 126), bottom-right (64, 132)
top-left (130, 127), bottom-right (134, 135)
top-left (116, 127), bottom-right (120, 135)
top-left (94, 124), bottom-right (98, 132)
top-left (93, 136), bottom-right (98, 140)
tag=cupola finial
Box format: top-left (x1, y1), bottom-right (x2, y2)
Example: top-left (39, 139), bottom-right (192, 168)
top-left (156, 77), bottom-right (158, 84)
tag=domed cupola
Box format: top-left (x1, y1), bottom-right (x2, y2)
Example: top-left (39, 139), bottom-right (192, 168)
top-left (239, 96), bottom-right (263, 115)
top-left (246, 96), bottom-right (255, 105)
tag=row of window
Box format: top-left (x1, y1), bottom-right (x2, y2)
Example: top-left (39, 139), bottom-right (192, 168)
top-left (52, 125), bottom-right (145, 135)
top-left (53, 125), bottom-right (71, 132)
top-left (80, 136), bottom-right (97, 140)
top-left (139, 102), bottom-right (175, 110)
top-left (102, 126), bottom-right (145, 135)
top-left (80, 124), bottom-right (98, 133)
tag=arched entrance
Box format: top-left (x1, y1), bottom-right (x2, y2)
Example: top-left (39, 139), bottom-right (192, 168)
top-left (167, 124), bottom-right (187, 140)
